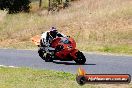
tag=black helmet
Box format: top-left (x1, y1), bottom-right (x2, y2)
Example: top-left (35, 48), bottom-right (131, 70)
top-left (50, 27), bottom-right (58, 32)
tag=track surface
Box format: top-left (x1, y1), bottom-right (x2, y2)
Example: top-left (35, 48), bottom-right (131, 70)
top-left (0, 49), bottom-right (132, 75)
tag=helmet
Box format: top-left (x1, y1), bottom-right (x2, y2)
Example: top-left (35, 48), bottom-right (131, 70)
top-left (50, 27), bottom-right (58, 32)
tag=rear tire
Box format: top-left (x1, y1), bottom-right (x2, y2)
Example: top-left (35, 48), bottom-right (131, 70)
top-left (38, 48), bottom-right (45, 60)
top-left (45, 53), bottom-right (53, 62)
top-left (74, 51), bottom-right (86, 64)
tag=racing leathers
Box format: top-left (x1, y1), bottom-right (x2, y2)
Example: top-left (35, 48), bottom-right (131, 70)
top-left (40, 31), bottom-right (66, 47)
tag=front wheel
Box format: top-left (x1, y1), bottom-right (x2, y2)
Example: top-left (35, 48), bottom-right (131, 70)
top-left (74, 51), bottom-right (86, 64)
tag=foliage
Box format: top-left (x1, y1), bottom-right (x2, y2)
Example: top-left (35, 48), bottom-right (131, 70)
top-left (0, 0), bottom-right (31, 14)
top-left (49, 0), bottom-right (69, 11)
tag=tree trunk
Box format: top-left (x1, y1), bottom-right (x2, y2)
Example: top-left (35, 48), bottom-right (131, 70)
top-left (39, 0), bottom-right (42, 8)
top-left (49, 0), bottom-right (51, 8)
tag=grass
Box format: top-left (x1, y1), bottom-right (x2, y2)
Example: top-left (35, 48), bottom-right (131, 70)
top-left (0, 67), bottom-right (132, 88)
top-left (77, 43), bottom-right (132, 55)
top-left (0, 0), bottom-right (132, 55)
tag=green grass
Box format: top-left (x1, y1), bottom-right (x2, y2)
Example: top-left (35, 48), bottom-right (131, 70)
top-left (0, 67), bottom-right (132, 88)
top-left (0, 67), bottom-right (96, 88)
top-left (77, 43), bottom-right (132, 55)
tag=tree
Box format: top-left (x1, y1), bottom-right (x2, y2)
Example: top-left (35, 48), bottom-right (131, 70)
top-left (0, 0), bottom-right (31, 14)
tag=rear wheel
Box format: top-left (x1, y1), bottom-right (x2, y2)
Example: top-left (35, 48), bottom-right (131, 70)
top-left (38, 48), bottom-right (45, 60)
top-left (45, 53), bottom-right (53, 62)
top-left (74, 51), bottom-right (86, 64)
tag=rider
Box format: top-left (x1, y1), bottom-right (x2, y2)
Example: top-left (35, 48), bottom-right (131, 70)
top-left (40, 27), bottom-right (66, 47)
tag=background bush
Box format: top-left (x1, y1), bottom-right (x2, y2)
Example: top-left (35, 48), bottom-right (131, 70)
top-left (0, 0), bottom-right (31, 14)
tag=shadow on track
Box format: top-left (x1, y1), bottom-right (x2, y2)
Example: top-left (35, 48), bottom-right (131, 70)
top-left (52, 61), bottom-right (96, 65)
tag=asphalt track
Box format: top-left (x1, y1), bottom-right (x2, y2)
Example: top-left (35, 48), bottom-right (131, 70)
top-left (0, 49), bottom-right (132, 75)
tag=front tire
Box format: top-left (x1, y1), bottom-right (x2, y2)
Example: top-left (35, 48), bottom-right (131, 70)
top-left (74, 51), bottom-right (86, 64)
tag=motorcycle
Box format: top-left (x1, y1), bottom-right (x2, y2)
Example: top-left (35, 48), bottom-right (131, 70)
top-left (31, 35), bottom-right (86, 64)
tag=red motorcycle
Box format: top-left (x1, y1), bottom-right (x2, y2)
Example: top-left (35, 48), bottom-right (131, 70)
top-left (31, 36), bottom-right (86, 64)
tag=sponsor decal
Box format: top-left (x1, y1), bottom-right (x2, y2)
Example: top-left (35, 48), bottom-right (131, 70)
top-left (76, 67), bottom-right (131, 85)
